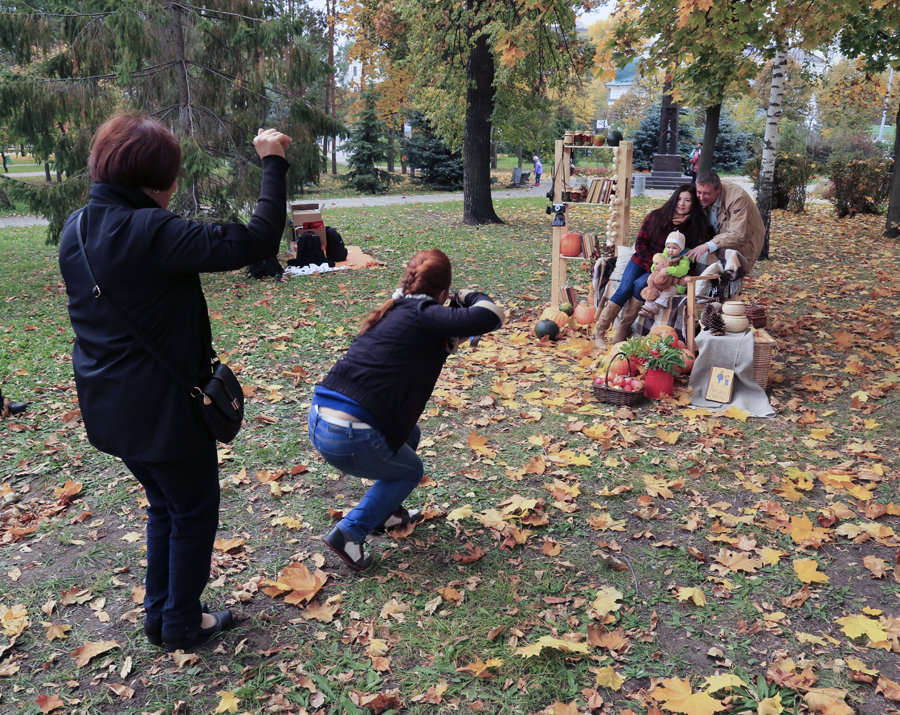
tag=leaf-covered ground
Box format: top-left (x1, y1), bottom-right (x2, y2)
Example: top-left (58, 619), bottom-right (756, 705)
top-left (1, 198), bottom-right (898, 715)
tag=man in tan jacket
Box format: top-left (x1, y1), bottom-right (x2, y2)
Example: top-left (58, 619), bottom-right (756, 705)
top-left (686, 171), bottom-right (765, 275)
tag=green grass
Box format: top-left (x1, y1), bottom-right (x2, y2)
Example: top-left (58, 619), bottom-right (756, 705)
top-left (1, 199), bottom-right (898, 714)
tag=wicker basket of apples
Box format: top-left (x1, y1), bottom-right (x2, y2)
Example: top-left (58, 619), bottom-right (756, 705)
top-left (592, 351), bottom-right (645, 406)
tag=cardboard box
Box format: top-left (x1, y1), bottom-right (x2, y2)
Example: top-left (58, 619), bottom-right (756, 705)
top-left (290, 201), bottom-right (326, 248)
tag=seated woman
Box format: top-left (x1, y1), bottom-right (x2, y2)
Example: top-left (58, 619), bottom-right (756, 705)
top-left (593, 183), bottom-right (710, 350)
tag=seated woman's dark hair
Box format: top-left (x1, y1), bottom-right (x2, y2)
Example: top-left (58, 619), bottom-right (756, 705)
top-left (88, 113), bottom-right (181, 190)
top-left (652, 183), bottom-right (710, 248)
top-left (359, 249), bottom-right (452, 334)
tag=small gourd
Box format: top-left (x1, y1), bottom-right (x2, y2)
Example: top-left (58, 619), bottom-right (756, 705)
top-left (534, 319), bottom-right (560, 340)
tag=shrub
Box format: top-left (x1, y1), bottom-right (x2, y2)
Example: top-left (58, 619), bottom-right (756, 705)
top-left (827, 157), bottom-right (893, 217)
top-left (745, 151), bottom-right (818, 213)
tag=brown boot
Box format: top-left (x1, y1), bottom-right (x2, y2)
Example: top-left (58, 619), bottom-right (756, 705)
top-left (613, 297), bottom-right (644, 343)
top-left (592, 301), bottom-right (622, 352)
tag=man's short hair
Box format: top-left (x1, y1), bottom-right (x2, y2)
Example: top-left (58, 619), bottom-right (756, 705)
top-left (88, 113), bottom-right (181, 190)
top-left (696, 171), bottom-right (720, 189)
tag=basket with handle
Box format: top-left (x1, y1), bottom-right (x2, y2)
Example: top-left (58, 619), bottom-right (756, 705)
top-left (593, 351), bottom-right (646, 406)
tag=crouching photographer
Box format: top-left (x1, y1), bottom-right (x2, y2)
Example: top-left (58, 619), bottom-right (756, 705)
top-left (308, 249), bottom-right (505, 571)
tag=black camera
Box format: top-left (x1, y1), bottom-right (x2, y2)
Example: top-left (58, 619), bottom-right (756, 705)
top-left (546, 202), bottom-right (566, 227)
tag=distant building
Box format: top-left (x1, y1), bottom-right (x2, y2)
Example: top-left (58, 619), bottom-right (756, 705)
top-left (604, 61), bottom-right (639, 106)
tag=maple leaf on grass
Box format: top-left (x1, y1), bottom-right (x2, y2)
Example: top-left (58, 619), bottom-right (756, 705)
top-left (214, 690), bottom-right (240, 713)
top-left (589, 586), bottom-right (623, 618)
top-left (0, 603), bottom-right (29, 638)
top-left (701, 673), bottom-right (749, 693)
top-left (42, 621), bottom-right (71, 641)
top-left (876, 675), bottom-right (900, 702)
top-left (70, 639), bottom-right (119, 667)
top-left (673, 586), bottom-right (707, 606)
top-left (516, 635), bottom-right (590, 658)
top-left (593, 664), bottom-right (625, 690)
top-left (264, 563), bottom-right (327, 604)
top-left (836, 613), bottom-right (888, 643)
top-left (649, 676), bottom-right (727, 714)
top-left (451, 542), bottom-right (487, 564)
top-left (802, 687), bottom-right (853, 714)
top-left (35, 694), bottom-right (65, 714)
top-left (456, 656), bottom-right (503, 678)
top-left (793, 558), bottom-right (829, 584)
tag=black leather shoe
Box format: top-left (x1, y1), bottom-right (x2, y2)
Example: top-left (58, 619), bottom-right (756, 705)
top-left (162, 609), bottom-right (234, 652)
top-left (7, 401), bottom-right (27, 415)
top-left (322, 526), bottom-right (373, 571)
top-left (145, 603), bottom-right (209, 647)
top-left (371, 507), bottom-right (423, 535)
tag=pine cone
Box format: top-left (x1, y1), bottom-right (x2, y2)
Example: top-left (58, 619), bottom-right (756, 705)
top-left (699, 302), bottom-right (721, 330)
top-left (708, 310), bottom-right (727, 336)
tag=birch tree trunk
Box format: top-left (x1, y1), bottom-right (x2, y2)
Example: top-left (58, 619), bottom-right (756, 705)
top-left (756, 48), bottom-right (787, 260)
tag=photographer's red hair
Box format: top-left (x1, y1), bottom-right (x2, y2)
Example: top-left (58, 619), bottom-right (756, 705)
top-left (359, 249), bottom-right (452, 333)
top-left (88, 113), bottom-right (181, 190)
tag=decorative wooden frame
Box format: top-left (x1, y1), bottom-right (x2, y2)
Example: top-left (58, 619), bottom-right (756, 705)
top-left (705, 367), bottom-right (735, 403)
top-left (550, 138), bottom-right (633, 306)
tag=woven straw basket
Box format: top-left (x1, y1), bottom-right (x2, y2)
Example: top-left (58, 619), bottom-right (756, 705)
top-left (753, 330), bottom-right (776, 389)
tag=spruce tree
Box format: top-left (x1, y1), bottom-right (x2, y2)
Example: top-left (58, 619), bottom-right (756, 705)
top-left (342, 88), bottom-right (395, 194)
top-left (0, 1), bottom-right (339, 243)
top-left (402, 111), bottom-right (462, 189)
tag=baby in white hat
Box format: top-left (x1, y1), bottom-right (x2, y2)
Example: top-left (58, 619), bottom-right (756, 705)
top-left (640, 230), bottom-right (692, 311)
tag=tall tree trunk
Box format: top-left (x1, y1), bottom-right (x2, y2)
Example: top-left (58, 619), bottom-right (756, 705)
top-left (698, 103), bottom-right (721, 177)
top-left (1, 151), bottom-right (7, 172)
top-left (44, 162), bottom-right (51, 182)
top-left (328, 0), bottom-right (337, 175)
top-left (517, 143), bottom-right (522, 168)
top-left (387, 118), bottom-right (395, 173)
top-left (885, 96), bottom-right (900, 239)
top-left (167, 4), bottom-right (199, 214)
top-left (491, 132), bottom-right (497, 169)
top-left (462, 32), bottom-right (501, 225)
top-left (756, 49), bottom-right (787, 261)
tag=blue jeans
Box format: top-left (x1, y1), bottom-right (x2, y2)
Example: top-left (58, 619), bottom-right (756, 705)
top-left (609, 259), bottom-right (649, 306)
top-left (308, 406), bottom-right (422, 542)
top-left (123, 442), bottom-right (219, 641)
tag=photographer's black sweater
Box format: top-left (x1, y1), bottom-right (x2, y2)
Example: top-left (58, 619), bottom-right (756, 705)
top-left (319, 292), bottom-right (503, 451)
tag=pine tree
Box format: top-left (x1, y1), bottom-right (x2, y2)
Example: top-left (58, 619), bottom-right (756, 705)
top-left (402, 111), bottom-right (462, 189)
top-left (0, 1), bottom-right (338, 243)
top-left (342, 88), bottom-right (395, 194)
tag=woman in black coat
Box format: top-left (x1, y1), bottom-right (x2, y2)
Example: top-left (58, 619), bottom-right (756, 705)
top-left (59, 114), bottom-right (291, 651)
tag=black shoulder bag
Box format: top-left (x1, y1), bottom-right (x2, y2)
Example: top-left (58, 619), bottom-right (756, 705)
top-left (74, 211), bottom-right (244, 443)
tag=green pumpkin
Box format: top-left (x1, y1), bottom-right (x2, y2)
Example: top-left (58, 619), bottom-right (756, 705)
top-left (534, 319), bottom-right (560, 340)
top-left (558, 302), bottom-right (574, 316)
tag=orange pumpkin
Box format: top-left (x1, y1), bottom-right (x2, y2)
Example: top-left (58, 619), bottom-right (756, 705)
top-left (573, 301), bottom-right (596, 325)
top-left (560, 232), bottom-right (583, 257)
top-left (541, 307), bottom-right (570, 330)
top-left (649, 325), bottom-right (678, 341)
top-left (678, 348), bottom-right (695, 374)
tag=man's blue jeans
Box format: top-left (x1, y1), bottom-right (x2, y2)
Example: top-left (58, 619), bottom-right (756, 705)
top-left (123, 442), bottom-right (219, 641)
top-left (308, 407), bottom-right (422, 543)
top-left (609, 259), bottom-right (650, 306)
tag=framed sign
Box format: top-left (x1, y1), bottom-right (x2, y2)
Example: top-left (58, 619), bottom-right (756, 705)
top-left (706, 367), bottom-right (735, 403)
